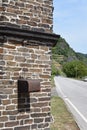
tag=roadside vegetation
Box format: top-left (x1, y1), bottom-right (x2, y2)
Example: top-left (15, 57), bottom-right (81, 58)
top-left (63, 60), bottom-right (87, 78)
top-left (51, 96), bottom-right (80, 130)
top-left (52, 37), bottom-right (87, 79)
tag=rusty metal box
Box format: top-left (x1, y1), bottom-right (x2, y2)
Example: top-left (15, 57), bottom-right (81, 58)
top-left (18, 79), bottom-right (40, 93)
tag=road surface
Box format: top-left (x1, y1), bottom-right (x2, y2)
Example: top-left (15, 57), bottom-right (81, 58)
top-left (54, 76), bottom-right (87, 130)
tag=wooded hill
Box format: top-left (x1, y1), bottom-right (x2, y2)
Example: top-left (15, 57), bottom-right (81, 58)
top-left (52, 37), bottom-right (87, 65)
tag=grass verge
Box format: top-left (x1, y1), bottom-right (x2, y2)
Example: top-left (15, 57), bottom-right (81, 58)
top-left (50, 96), bottom-right (80, 130)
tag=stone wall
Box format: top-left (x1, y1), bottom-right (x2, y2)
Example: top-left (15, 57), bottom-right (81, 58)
top-left (0, 0), bottom-right (59, 129)
top-left (0, 0), bottom-right (53, 33)
top-left (0, 39), bottom-right (52, 130)
top-left (0, 28), bottom-right (59, 130)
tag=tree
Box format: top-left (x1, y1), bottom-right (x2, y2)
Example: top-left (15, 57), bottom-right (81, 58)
top-left (63, 60), bottom-right (87, 78)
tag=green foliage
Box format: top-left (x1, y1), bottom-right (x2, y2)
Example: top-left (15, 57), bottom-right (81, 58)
top-left (51, 64), bottom-right (65, 77)
top-left (52, 36), bottom-right (87, 78)
top-left (63, 60), bottom-right (87, 78)
top-left (51, 64), bottom-right (59, 76)
top-left (52, 37), bottom-right (78, 65)
top-left (52, 37), bottom-right (87, 64)
top-left (76, 53), bottom-right (87, 64)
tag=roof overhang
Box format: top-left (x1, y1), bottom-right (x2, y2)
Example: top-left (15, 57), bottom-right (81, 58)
top-left (0, 25), bottom-right (60, 47)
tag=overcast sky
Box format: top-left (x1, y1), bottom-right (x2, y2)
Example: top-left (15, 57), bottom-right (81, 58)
top-left (53, 0), bottom-right (87, 54)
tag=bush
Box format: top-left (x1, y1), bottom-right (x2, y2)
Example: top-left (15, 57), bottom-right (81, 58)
top-left (63, 60), bottom-right (87, 78)
top-left (51, 64), bottom-right (59, 76)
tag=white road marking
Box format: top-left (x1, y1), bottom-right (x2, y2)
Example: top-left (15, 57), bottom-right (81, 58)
top-left (65, 98), bottom-right (87, 123)
top-left (54, 77), bottom-right (87, 124)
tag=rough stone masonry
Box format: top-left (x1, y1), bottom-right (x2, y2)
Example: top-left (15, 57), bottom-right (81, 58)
top-left (0, 0), bottom-right (59, 130)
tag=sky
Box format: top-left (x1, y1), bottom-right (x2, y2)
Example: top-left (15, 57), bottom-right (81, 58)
top-left (53, 0), bottom-right (87, 54)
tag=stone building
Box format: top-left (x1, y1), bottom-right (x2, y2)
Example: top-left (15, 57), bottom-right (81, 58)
top-left (0, 0), bottom-right (59, 130)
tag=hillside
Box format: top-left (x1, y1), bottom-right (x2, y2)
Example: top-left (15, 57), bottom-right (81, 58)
top-left (52, 37), bottom-right (87, 65)
top-left (76, 53), bottom-right (87, 64)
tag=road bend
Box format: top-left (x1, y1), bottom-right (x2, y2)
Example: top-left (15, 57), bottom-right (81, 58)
top-left (54, 76), bottom-right (87, 130)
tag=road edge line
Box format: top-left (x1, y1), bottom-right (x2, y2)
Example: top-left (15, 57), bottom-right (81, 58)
top-left (54, 76), bottom-right (87, 124)
top-left (65, 98), bottom-right (87, 123)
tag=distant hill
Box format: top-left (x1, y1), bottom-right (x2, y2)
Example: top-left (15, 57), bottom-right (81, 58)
top-left (52, 37), bottom-right (87, 65)
top-left (76, 53), bottom-right (87, 64)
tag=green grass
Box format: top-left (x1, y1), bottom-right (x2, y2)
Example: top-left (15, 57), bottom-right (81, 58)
top-left (51, 96), bottom-right (80, 130)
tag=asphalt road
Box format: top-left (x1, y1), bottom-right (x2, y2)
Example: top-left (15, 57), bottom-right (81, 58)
top-left (54, 76), bottom-right (87, 130)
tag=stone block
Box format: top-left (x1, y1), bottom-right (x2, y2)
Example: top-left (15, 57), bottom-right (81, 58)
top-left (5, 121), bottom-right (19, 127)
